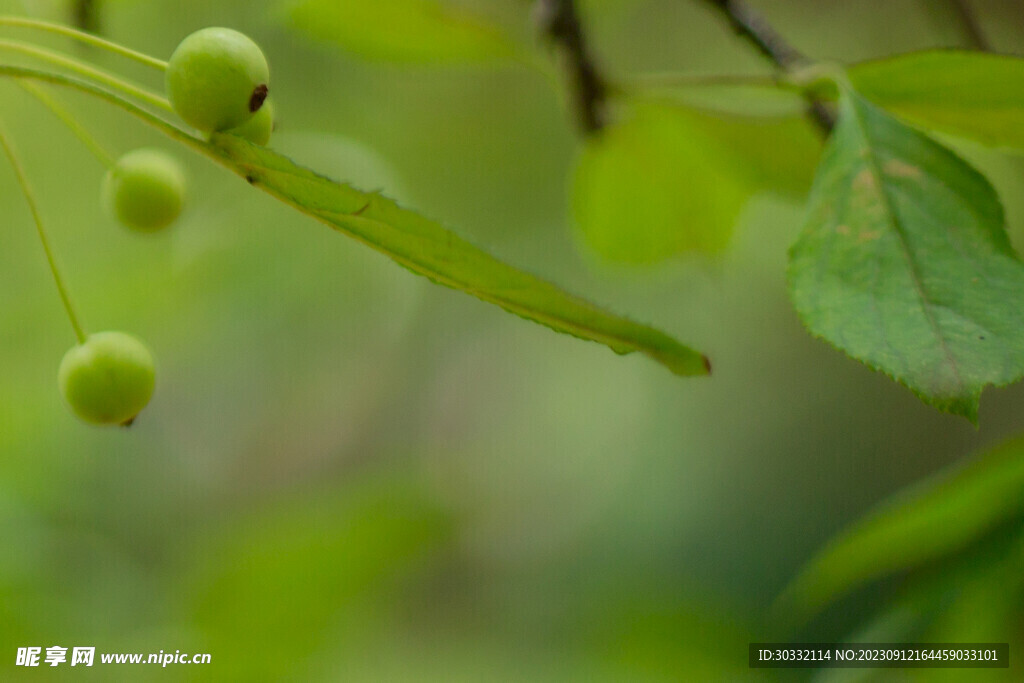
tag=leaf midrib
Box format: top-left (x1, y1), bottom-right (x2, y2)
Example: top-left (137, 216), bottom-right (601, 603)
top-left (845, 95), bottom-right (967, 396)
top-left (228, 153), bottom-right (701, 369)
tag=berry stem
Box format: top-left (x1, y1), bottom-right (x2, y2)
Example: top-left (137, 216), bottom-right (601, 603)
top-left (0, 38), bottom-right (171, 111)
top-left (0, 120), bottom-right (87, 344)
top-left (0, 66), bottom-right (194, 142)
top-left (0, 15), bottom-right (167, 70)
top-left (15, 80), bottom-right (114, 167)
top-left (1, 66), bottom-right (247, 187)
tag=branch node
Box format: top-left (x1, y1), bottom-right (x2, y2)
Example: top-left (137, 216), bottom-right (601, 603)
top-left (701, 0), bottom-right (834, 135)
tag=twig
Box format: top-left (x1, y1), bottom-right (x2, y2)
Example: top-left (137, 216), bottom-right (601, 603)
top-left (699, 0), bottom-right (834, 134)
top-left (702, 0), bottom-right (802, 68)
top-left (947, 0), bottom-right (989, 51)
top-left (535, 0), bottom-right (607, 134)
top-left (0, 120), bottom-right (87, 343)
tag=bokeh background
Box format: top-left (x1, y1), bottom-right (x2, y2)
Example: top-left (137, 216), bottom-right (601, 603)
top-left (2, 0), bottom-right (1024, 679)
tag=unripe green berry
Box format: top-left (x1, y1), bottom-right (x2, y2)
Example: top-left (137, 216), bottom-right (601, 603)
top-left (166, 27), bottom-right (270, 133)
top-left (103, 148), bottom-right (186, 232)
top-left (226, 98), bottom-right (274, 145)
top-left (59, 331), bottom-right (156, 426)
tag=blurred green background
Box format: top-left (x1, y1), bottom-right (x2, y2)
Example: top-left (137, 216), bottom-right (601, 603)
top-left (2, 0), bottom-right (1024, 679)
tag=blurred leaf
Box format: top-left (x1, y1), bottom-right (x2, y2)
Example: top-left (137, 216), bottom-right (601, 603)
top-left (849, 51), bottom-right (1024, 150)
top-left (707, 111), bottom-right (821, 196)
top-left (788, 89), bottom-right (1024, 420)
top-left (288, 0), bottom-right (516, 63)
top-left (923, 534), bottom-right (1024, 643)
top-left (778, 434), bottom-right (1024, 622)
top-left (572, 103), bottom-right (819, 264)
top-left (187, 476), bottom-right (452, 680)
top-left (592, 600), bottom-right (772, 680)
top-left (571, 105), bottom-right (746, 262)
top-left (811, 528), bottom-right (1024, 683)
top-left (207, 131), bottom-right (710, 377)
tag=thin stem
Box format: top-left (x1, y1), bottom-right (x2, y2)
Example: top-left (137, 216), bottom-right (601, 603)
top-left (535, 0), bottom-right (607, 133)
top-left (947, 0), bottom-right (989, 51)
top-left (626, 71), bottom-right (790, 90)
top-left (612, 71), bottom-right (809, 117)
top-left (0, 66), bottom-right (197, 145)
top-left (0, 120), bottom-right (87, 343)
top-left (16, 80), bottom-right (114, 167)
top-left (0, 15), bottom-right (166, 70)
top-left (0, 38), bottom-right (171, 111)
top-left (699, 0), bottom-right (834, 134)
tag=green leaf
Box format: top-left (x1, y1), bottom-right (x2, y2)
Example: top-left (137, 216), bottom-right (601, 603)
top-left (0, 67), bottom-right (709, 378)
top-left (849, 50), bottom-right (1024, 150)
top-left (787, 88), bottom-right (1024, 420)
top-left (777, 434), bottom-right (1024, 622)
top-left (288, 0), bottom-right (516, 64)
top-left (208, 133), bottom-right (709, 376)
top-left (591, 600), bottom-right (769, 680)
top-left (572, 103), bottom-right (819, 264)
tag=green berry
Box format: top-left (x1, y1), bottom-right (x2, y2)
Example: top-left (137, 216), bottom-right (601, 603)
top-left (226, 97), bottom-right (274, 145)
top-left (103, 148), bottom-right (186, 232)
top-left (59, 331), bottom-right (156, 426)
top-left (166, 27), bottom-right (270, 133)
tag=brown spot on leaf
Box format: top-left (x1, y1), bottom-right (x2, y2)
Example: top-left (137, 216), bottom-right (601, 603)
top-left (858, 230), bottom-right (882, 242)
top-left (836, 224), bottom-right (851, 235)
top-left (853, 168), bottom-right (877, 193)
top-left (884, 159), bottom-right (922, 179)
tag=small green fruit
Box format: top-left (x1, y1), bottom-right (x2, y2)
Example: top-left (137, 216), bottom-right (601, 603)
top-left (226, 98), bottom-right (274, 145)
top-left (59, 331), bottom-right (156, 426)
top-left (166, 27), bottom-right (270, 133)
top-left (103, 148), bottom-right (186, 232)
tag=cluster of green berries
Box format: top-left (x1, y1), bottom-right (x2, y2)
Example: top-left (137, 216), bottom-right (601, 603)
top-left (60, 27), bottom-right (271, 426)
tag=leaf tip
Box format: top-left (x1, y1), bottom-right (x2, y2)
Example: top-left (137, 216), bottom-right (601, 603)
top-left (946, 399), bottom-right (980, 427)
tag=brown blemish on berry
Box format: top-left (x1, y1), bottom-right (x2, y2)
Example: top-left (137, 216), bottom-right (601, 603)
top-left (121, 416), bottom-right (136, 428)
top-left (249, 84), bottom-right (268, 112)
top-left (245, 174), bottom-right (257, 185)
top-left (703, 355), bottom-right (712, 374)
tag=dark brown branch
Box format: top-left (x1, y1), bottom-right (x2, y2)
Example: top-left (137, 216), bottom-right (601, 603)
top-left (700, 0), bottom-right (834, 134)
top-left (536, 0), bottom-right (608, 134)
top-left (702, 0), bottom-right (802, 68)
top-left (948, 0), bottom-right (990, 51)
